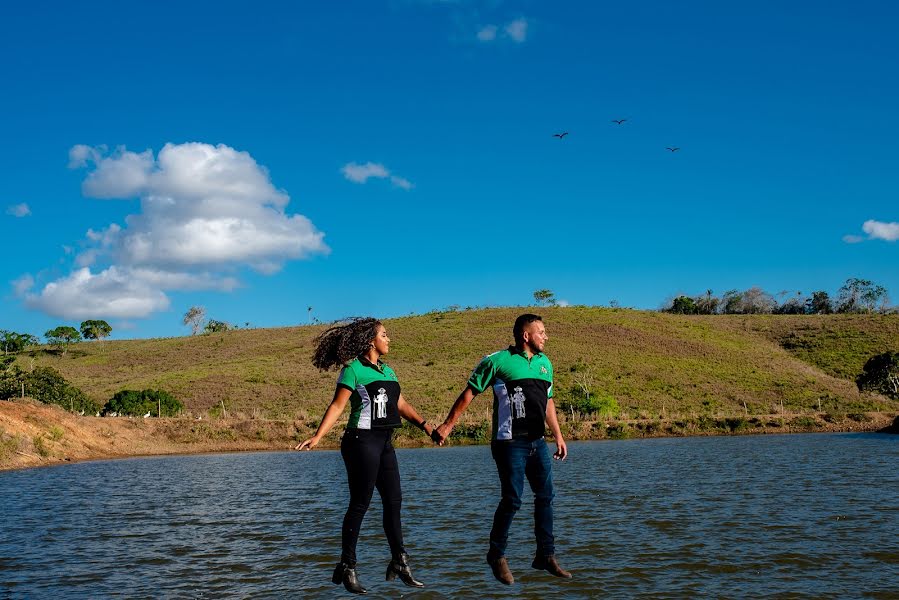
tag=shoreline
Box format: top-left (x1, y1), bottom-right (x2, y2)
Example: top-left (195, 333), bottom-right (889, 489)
top-left (3, 401), bottom-right (896, 473)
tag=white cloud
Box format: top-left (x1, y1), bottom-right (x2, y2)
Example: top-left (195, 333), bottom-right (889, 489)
top-left (504, 18), bottom-right (528, 43)
top-left (24, 267), bottom-right (170, 319)
top-left (12, 274), bottom-right (34, 297)
top-left (475, 17), bottom-right (529, 44)
top-left (390, 175), bottom-right (414, 190)
top-left (842, 234), bottom-right (864, 244)
top-left (342, 161), bottom-right (413, 190)
top-left (342, 162), bottom-right (390, 184)
top-left (5, 203), bottom-right (31, 217)
top-left (862, 219), bottom-right (899, 242)
top-left (476, 25), bottom-right (498, 41)
top-left (20, 142), bottom-right (329, 320)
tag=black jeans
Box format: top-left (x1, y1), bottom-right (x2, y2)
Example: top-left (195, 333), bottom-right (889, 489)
top-left (340, 428), bottom-right (404, 566)
top-left (489, 437), bottom-right (556, 559)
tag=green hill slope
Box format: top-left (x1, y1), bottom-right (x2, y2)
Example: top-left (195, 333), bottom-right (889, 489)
top-left (21, 308), bottom-right (899, 427)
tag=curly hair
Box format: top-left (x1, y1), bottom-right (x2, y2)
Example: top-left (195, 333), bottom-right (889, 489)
top-left (312, 317), bottom-right (382, 371)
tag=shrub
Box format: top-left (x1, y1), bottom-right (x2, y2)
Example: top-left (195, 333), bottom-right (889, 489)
top-left (789, 416), bottom-right (819, 428)
top-left (606, 424), bottom-right (630, 440)
top-left (19, 366), bottom-right (99, 414)
top-left (723, 417), bottom-right (749, 432)
top-left (103, 389), bottom-right (183, 417)
top-left (0, 428), bottom-right (22, 460)
top-left (559, 393), bottom-right (619, 417)
top-left (451, 421), bottom-right (490, 443)
top-left (856, 351), bottom-right (899, 399)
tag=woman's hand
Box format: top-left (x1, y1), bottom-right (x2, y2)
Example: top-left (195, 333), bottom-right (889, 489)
top-left (295, 436), bottom-right (320, 451)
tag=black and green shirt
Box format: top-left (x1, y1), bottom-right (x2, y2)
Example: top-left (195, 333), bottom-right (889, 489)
top-left (337, 357), bottom-right (402, 429)
top-left (468, 346), bottom-right (554, 441)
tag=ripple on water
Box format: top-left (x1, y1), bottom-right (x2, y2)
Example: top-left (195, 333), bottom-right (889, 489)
top-left (1, 435), bottom-right (897, 598)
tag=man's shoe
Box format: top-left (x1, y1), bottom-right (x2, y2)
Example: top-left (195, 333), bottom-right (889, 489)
top-left (386, 552), bottom-right (425, 588)
top-left (532, 554), bottom-right (572, 578)
top-left (486, 555), bottom-right (514, 585)
top-left (332, 562), bottom-right (368, 594)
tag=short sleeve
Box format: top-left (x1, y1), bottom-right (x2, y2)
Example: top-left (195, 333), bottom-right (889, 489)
top-left (467, 354), bottom-right (499, 393)
top-left (546, 359), bottom-right (554, 398)
top-left (337, 366), bottom-right (356, 391)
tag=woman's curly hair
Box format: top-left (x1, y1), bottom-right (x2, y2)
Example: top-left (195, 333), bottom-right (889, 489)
top-left (312, 317), bottom-right (382, 371)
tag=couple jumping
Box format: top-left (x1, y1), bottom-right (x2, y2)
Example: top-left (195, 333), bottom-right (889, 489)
top-left (295, 313), bottom-right (571, 594)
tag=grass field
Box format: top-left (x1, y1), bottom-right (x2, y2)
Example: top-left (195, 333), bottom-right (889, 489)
top-left (15, 307), bottom-right (899, 425)
top-left (3, 307), bottom-right (898, 469)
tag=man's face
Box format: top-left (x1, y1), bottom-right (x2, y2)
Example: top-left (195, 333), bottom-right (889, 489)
top-left (523, 320), bottom-right (548, 353)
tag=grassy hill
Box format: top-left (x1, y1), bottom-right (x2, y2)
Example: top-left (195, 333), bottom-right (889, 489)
top-left (17, 307), bottom-right (899, 423)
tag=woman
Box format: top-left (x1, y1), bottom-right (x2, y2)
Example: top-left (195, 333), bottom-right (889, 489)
top-left (296, 317), bottom-right (432, 594)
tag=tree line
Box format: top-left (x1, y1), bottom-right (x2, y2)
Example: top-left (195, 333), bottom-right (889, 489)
top-left (665, 278), bottom-right (893, 315)
top-left (1, 319), bottom-right (113, 357)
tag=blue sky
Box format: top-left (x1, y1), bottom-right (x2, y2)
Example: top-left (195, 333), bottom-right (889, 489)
top-left (2, 1), bottom-right (897, 339)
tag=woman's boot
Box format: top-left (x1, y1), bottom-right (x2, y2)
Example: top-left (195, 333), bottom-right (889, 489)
top-left (332, 562), bottom-right (367, 594)
top-left (385, 552), bottom-right (425, 588)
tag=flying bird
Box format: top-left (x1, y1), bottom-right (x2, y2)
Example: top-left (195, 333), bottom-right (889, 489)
top-left (552, 132), bottom-right (569, 139)
top-left (611, 119), bottom-right (627, 125)
top-left (666, 147), bottom-right (680, 152)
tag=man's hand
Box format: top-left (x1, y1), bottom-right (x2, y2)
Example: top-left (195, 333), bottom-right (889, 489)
top-left (432, 422), bottom-right (452, 445)
top-left (553, 437), bottom-right (567, 460)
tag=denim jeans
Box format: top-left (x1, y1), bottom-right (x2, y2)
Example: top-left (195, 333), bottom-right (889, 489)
top-left (488, 437), bottom-right (555, 559)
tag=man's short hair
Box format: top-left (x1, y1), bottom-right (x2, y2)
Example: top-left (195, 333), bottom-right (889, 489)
top-left (513, 313), bottom-right (543, 343)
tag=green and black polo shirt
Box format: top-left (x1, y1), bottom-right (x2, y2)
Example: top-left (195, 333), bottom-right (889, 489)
top-left (468, 346), bottom-right (554, 441)
top-left (337, 356), bottom-right (402, 429)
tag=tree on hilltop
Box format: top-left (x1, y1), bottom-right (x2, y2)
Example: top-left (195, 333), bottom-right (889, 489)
top-left (44, 326), bottom-right (82, 356)
top-left (80, 319), bottom-right (112, 341)
top-left (1, 330), bottom-right (39, 354)
top-left (837, 278), bottom-right (888, 313)
top-left (533, 289), bottom-right (557, 307)
top-left (204, 319), bottom-right (231, 334)
top-left (807, 291), bottom-right (832, 314)
top-left (183, 306), bottom-right (207, 335)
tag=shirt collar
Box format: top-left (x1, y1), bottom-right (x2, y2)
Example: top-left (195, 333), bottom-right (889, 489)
top-left (508, 345), bottom-right (543, 359)
top-left (358, 354), bottom-right (385, 372)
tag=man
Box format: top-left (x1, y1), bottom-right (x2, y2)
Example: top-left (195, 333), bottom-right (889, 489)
top-left (433, 313), bottom-right (571, 585)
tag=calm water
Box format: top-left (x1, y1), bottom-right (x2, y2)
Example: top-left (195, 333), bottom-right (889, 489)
top-left (2, 434), bottom-right (898, 599)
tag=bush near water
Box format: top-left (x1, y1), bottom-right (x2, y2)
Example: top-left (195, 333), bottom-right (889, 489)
top-left (102, 389), bottom-right (184, 417)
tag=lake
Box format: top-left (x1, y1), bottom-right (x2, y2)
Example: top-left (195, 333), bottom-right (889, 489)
top-left (2, 433), bottom-right (897, 598)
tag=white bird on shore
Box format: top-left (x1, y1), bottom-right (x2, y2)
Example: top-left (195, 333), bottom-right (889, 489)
top-left (143, 411), bottom-right (151, 418)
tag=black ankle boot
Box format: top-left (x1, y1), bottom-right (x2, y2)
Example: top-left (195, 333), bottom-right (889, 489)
top-left (386, 552), bottom-right (425, 588)
top-left (332, 562), bottom-right (367, 594)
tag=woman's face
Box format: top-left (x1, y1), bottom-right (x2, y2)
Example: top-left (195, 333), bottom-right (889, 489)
top-left (372, 324), bottom-right (390, 356)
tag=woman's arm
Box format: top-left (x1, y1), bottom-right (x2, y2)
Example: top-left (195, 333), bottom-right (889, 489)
top-left (433, 386), bottom-right (478, 444)
top-left (295, 386), bottom-right (353, 450)
top-left (398, 393), bottom-right (434, 437)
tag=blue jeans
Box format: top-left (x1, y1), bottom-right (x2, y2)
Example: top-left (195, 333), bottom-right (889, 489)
top-left (489, 437), bottom-right (555, 559)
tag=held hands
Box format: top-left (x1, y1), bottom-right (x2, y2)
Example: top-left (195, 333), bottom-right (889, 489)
top-left (431, 422), bottom-right (452, 446)
top-left (295, 436), bottom-right (320, 451)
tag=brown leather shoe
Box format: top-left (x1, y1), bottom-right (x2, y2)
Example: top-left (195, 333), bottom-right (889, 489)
top-left (486, 556), bottom-right (514, 585)
top-left (532, 554), bottom-right (572, 578)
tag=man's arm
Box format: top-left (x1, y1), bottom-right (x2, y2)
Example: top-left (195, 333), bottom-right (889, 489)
top-left (433, 386), bottom-right (478, 445)
top-left (545, 397), bottom-right (567, 460)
